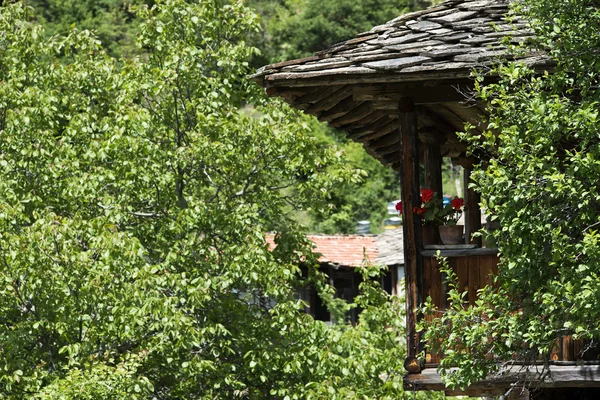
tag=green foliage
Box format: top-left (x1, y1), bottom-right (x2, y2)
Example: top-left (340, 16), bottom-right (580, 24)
top-left (307, 125), bottom-right (399, 234)
top-left (25, 0), bottom-right (154, 58)
top-left (422, 0), bottom-right (600, 389)
top-left (0, 1), bottom-right (440, 398)
top-left (22, 0), bottom-right (440, 234)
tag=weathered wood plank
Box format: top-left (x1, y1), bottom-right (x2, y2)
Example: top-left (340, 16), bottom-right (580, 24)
top-left (372, 100), bottom-right (400, 110)
top-left (468, 255), bottom-right (480, 305)
top-left (404, 365), bottom-right (600, 393)
top-left (359, 118), bottom-right (399, 142)
top-left (368, 131), bottom-right (400, 150)
top-left (562, 336), bottom-right (574, 361)
top-left (262, 69), bottom-right (480, 87)
top-left (294, 86), bottom-right (337, 109)
top-left (329, 103), bottom-right (373, 128)
top-left (421, 248), bottom-right (498, 257)
top-left (550, 339), bottom-right (562, 362)
top-left (353, 83), bottom-right (473, 104)
top-left (264, 66), bottom-right (378, 83)
top-left (423, 256), bottom-right (434, 366)
top-left (377, 141), bottom-right (402, 156)
top-left (423, 142), bottom-right (443, 198)
top-left (318, 97), bottom-right (361, 122)
top-left (347, 113), bottom-right (393, 137)
top-left (455, 256), bottom-right (469, 297)
top-left (305, 86), bottom-right (352, 114)
top-left (574, 338), bottom-right (584, 360)
top-left (429, 257), bottom-right (443, 364)
top-left (479, 255), bottom-right (496, 289)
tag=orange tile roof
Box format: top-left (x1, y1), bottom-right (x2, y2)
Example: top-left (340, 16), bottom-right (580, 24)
top-left (307, 235), bottom-right (378, 267)
top-left (266, 233), bottom-right (388, 267)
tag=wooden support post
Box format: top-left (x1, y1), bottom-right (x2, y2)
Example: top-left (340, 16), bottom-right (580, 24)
top-left (399, 97), bottom-right (423, 370)
top-left (420, 128), bottom-right (444, 198)
top-left (464, 168), bottom-right (482, 246)
top-left (423, 144), bottom-right (442, 196)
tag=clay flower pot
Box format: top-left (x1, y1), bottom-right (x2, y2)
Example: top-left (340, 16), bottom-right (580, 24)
top-left (422, 224), bottom-right (440, 246)
top-left (438, 225), bottom-right (464, 245)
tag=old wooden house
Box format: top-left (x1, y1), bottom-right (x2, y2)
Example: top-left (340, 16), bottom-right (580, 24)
top-left (253, 0), bottom-right (600, 397)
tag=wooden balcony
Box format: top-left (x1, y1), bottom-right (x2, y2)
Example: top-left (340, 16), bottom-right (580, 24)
top-left (408, 247), bottom-right (600, 397)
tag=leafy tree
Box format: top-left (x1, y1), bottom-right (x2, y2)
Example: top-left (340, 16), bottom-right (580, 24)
top-left (421, 0), bottom-right (600, 390)
top-left (0, 1), bottom-right (442, 398)
top-left (311, 131), bottom-right (399, 234)
top-left (25, 0), bottom-right (153, 58)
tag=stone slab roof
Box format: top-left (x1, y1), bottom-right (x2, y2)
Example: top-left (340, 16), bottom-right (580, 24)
top-left (376, 228), bottom-right (405, 266)
top-left (253, 0), bottom-right (545, 83)
top-left (253, 0), bottom-right (552, 169)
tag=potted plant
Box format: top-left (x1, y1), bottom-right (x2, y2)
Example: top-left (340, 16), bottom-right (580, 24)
top-left (397, 190), bottom-right (465, 246)
top-left (396, 189), bottom-right (445, 245)
top-left (438, 197), bottom-right (465, 245)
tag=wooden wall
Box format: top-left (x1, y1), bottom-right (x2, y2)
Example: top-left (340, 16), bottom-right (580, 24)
top-left (422, 254), bottom-right (498, 364)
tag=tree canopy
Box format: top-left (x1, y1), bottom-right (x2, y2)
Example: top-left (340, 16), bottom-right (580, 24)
top-left (0, 1), bottom-right (443, 398)
top-left (25, 0), bottom-right (154, 58)
top-left (421, 0), bottom-right (600, 390)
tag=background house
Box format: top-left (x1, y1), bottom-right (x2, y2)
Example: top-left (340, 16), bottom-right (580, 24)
top-left (268, 229), bottom-right (404, 324)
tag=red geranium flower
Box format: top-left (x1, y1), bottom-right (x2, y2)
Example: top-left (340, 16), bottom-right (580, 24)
top-left (420, 188), bottom-right (434, 204)
top-left (395, 201), bottom-right (403, 213)
top-left (413, 206), bottom-right (427, 217)
top-left (451, 197), bottom-right (464, 211)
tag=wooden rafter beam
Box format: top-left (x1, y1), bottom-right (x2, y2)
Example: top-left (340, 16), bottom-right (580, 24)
top-left (359, 119), bottom-right (399, 142)
top-left (353, 83), bottom-right (476, 105)
top-left (347, 114), bottom-right (393, 138)
top-left (319, 97), bottom-right (362, 122)
top-left (262, 70), bottom-right (477, 87)
top-left (305, 86), bottom-right (352, 115)
top-left (347, 112), bottom-right (390, 133)
top-left (329, 103), bottom-right (373, 128)
top-left (368, 132), bottom-right (399, 151)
